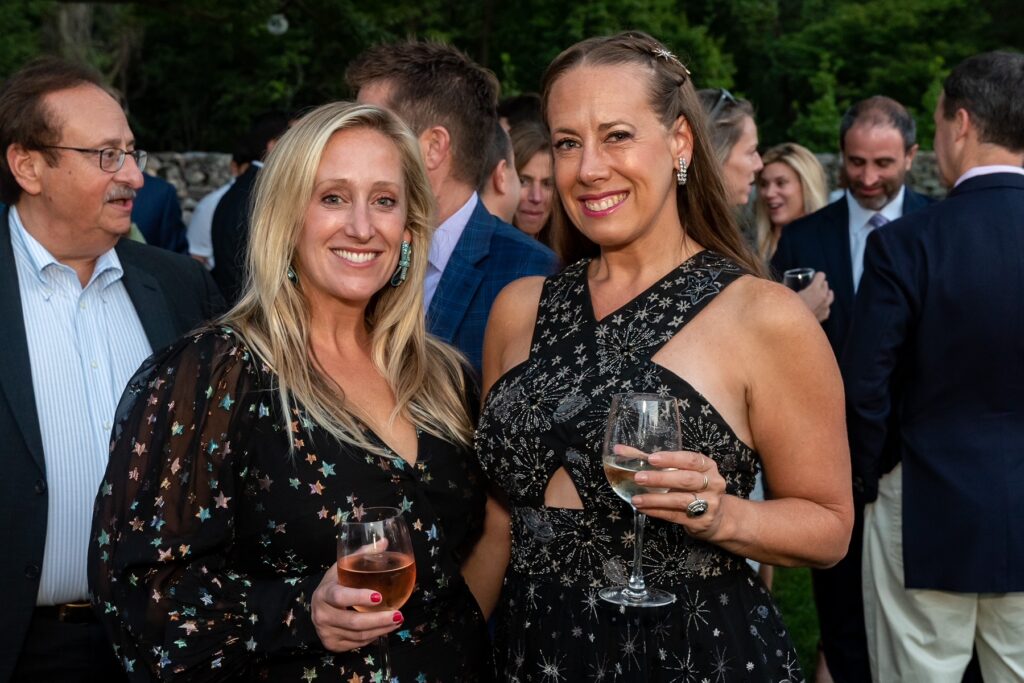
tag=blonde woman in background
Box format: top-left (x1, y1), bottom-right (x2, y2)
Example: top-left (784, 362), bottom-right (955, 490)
top-left (89, 102), bottom-right (493, 682)
top-left (755, 143), bottom-right (829, 260)
top-left (757, 143), bottom-right (835, 322)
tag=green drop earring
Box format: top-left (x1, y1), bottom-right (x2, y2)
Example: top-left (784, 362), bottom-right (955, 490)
top-left (390, 241), bottom-right (411, 287)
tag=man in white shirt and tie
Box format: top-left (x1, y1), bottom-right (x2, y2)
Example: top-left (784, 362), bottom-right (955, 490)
top-left (0, 57), bottom-right (223, 681)
top-left (771, 95), bottom-right (934, 683)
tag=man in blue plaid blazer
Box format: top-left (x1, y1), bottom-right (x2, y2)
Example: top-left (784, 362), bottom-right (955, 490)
top-left (347, 41), bottom-right (558, 373)
top-left (423, 199), bottom-right (558, 372)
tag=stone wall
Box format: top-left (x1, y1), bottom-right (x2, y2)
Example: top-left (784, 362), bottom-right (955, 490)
top-left (147, 152), bottom-right (233, 223)
top-left (148, 150), bottom-right (946, 223)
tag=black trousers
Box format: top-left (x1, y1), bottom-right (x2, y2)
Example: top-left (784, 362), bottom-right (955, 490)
top-left (11, 609), bottom-right (128, 683)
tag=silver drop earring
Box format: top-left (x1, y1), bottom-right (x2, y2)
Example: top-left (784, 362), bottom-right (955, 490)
top-left (676, 157), bottom-right (688, 186)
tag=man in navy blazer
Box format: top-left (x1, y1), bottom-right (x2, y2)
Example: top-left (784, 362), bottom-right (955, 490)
top-left (347, 41), bottom-right (558, 374)
top-left (0, 58), bottom-right (223, 682)
top-left (844, 51), bottom-right (1024, 681)
top-left (130, 172), bottom-right (188, 253)
top-left (771, 96), bottom-right (933, 683)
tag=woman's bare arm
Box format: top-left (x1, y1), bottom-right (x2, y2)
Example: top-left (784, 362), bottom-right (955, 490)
top-left (460, 277), bottom-right (545, 616)
top-left (634, 279), bottom-right (853, 568)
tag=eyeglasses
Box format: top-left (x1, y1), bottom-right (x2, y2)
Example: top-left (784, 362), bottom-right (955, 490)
top-left (40, 145), bottom-right (148, 173)
top-left (709, 88), bottom-right (738, 119)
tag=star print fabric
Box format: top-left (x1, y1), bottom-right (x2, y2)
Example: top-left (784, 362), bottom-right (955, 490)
top-left (89, 328), bottom-right (492, 681)
top-left (476, 252), bottom-right (803, 681)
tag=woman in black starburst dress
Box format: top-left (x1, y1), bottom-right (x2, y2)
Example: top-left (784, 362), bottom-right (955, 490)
top-left (471, 32), bottom-right (854, 682)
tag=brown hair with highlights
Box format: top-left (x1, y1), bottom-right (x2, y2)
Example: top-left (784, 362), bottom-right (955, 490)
top-left (540, 31), bottom-right (765, 276)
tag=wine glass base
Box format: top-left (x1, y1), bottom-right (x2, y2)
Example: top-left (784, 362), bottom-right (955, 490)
top-left (599, 585), bottom-right (676, 608)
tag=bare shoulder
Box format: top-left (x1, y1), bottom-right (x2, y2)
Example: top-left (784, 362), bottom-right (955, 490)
top-left (488, 276), bottom-right (546, 335)
top-left (722, 275), bottom-right (823, 346)
top-left (720, 276), bottom-right (839, 396)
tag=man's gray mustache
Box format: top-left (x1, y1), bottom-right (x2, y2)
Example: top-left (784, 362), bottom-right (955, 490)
top-left (106, 186), bottom-right (137, 202)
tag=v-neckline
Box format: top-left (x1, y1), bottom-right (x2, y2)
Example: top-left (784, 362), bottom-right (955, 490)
top-left (360, 420), bottom-right (420, 468)
top-left (583, 249), bottom-right (707, 324)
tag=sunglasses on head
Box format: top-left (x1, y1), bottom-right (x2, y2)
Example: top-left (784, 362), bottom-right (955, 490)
top-left (709, 88), bottom-right (738, 119)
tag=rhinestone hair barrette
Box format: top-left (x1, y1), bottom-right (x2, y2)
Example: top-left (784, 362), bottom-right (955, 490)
top-left (651, 46), bottom-right (691, 77)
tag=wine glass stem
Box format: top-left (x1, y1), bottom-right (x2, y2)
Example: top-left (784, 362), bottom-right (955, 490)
top-left (625, 509), bottom-right (649, 599)
top-left (377, 634), bottom-right (392, 682)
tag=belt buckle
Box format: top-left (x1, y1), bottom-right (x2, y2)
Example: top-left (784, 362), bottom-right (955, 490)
top-left (56, 601), bottom-right (92, 622)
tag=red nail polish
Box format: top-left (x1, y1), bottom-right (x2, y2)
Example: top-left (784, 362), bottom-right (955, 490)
top-left (370, 592), bottom-right (382, 603)
top-left (392, 612), bottom-right (403, 623)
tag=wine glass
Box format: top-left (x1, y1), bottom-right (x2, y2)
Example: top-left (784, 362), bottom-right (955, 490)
top-left (600, 393), bottom-right (680, 607)
top-left (783, 267), bottom-right (815, 292)
top-left (337, 507), bottom-right (415, 682)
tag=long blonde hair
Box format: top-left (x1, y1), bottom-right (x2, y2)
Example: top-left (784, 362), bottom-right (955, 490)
top-left (541, 32), bottom-right (766, 277)
top-left (221, 102), bottom-right (473, 454)
top-left (753, 143), bottom-right (829, 262)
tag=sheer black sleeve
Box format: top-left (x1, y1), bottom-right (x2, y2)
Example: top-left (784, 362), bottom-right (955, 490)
top-left (89, 329), bottom-right (321, 681)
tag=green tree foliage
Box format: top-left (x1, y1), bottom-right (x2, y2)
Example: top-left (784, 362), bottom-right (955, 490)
top-left (0, 0), bottom-right (1016, 152)
top-left (788, 56), bottom-right (841, 151)
top-left (0, 2), bottom-right (53, 76)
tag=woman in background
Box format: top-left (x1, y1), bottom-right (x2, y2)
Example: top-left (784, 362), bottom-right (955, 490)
top-left (699, 89), bottom-right (779, 588)
top-left (699, 87), bottom-right (763, 207)
top-left (756, 143), bottom-right (834, 322)
top-left (511, 121), bottom-right (557, 248)
top-left (754, 142), bottom-right (829, 261)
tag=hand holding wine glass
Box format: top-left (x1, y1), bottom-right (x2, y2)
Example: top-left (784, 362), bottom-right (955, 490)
top-left (782, 267), bottom-right (815, 291)
top-left (629, 448), bottom-right (727, 541)
top-left (600, 393), bottom-right (681, 607)
top-left (312, 507), bottom-right (415, 681)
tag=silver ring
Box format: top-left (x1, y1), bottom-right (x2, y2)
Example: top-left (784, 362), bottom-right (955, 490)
top-left (699, 473), bottom-right (709, 492)
top-left (686, 495), bottom-right (708, 518)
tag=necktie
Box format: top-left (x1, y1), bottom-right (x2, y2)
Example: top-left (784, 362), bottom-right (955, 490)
top-left (868, 213), bottom-right (889, 230)
top-left (855, 214), bottom-right (890, 292)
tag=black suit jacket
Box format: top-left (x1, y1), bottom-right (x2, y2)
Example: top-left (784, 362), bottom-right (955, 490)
top-left (211, 163), bottom-right (260, 306)
top-left (771, 188), bottom-right (934, 356)
top-left (842, 173), bottom-right (1024, 592)
top-left (0, 207), bottom-right (224, 681)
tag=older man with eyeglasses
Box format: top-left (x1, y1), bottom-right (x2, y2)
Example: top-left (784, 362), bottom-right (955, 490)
top-left (0, 57), bottom-right (223, 682)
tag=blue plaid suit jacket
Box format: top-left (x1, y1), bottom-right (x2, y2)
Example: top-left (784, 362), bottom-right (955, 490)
top-left (427, 201), bottom-right (558, 374)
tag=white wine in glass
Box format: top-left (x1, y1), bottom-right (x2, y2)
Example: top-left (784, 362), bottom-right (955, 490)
top-left (337, 507), bottom-right (415, 682)
top-left (600, 393), bottom-right (680, 608)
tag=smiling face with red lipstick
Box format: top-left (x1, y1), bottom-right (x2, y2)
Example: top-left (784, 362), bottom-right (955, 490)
top-left (295, 126), bottom-right (410, 313)
top-left (546, 63), bottom-right (693, 254)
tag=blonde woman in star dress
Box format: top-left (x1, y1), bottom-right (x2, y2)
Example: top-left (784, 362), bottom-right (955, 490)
top-left (89, 102), bottom-right (494, 682)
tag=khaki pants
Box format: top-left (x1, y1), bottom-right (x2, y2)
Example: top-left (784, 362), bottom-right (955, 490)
top-left (862, 463), bottom-right (1024, 682)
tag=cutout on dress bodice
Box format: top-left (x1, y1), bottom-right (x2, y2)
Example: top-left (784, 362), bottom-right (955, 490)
top-left (542, 466), bottom-right (584, 510)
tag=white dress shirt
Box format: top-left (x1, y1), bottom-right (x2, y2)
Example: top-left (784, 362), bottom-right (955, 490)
top-left (9, 207), bottom-right (152, 605)
top-left (424, 193), bottom-right (478, 311)
top-left (187, 180), bottom-right (233, 268)
top-left (847, 187), bottom-right (905, 292)
top-left (954, 164), bottom-right (1024, 187)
